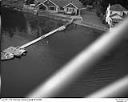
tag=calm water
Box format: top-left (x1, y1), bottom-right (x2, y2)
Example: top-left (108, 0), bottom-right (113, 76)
top-left (1, 7), bottom-right (128, 97)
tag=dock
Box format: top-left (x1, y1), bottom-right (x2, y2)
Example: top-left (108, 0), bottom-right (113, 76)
top-left (1, 19), bottom-right (74, 61)
top-left (19, 24), bottom-right (67, 49)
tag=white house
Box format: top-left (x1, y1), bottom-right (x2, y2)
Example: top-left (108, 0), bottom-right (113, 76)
top-left (106, 4), bottom-right (128, 28)
top-left (110, 4), bottom-right (128, 16)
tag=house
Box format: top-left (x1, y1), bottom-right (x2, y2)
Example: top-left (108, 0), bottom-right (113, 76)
top-left (24, 0), bottom-right (84, 15)
top-left (106, 4), bottom-right (128, 27)
top-left (51, 0), bottom-right (84, 15)
top-left (110, 4), bottom-right (128, 16)
top-left (63, 2), bottom-right (80, 15)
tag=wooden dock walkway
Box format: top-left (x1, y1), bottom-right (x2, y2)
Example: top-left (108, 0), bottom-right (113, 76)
top-left (20, 25), bottom-right (66, 49)
top-left (1, 19), bottom-right (73, 61)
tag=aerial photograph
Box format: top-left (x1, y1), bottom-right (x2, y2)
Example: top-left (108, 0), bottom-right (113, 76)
top-left (1, 0), bottom-right (128, 99)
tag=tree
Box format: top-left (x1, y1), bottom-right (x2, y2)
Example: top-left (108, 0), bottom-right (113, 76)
top-left (25, 0), bottom-right (35, 5)
top-left (79, 0), bottom-right (95, 6)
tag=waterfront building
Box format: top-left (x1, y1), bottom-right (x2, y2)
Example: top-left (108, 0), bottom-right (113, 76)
top-left (24, 0), bottom-right (84, 16)
top-left (106, 4), bottom-right (128, 27)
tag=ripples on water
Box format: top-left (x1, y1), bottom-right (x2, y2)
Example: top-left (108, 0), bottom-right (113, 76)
top-left (1, 7), bottom-right (128, 97)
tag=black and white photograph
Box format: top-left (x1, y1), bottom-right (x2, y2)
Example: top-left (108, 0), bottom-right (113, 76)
top-left (1, 0), bottom-right (128, 100)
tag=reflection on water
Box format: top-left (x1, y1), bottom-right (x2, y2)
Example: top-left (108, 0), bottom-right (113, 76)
top-left (2, 8), bottom-right (26, 37)
top-left (2, 7), bottom-right (65, 39)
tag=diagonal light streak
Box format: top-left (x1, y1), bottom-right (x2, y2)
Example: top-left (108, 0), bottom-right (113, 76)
top-left (26, 18), bottom-right (128, 98)
top-left (0, 76), bottom-right (1, 92)
top-left (86, 75), bottom-right (128, 98)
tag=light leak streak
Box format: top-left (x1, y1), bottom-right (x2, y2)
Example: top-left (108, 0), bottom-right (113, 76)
top-left (26, 18), bottom-right (128, 98)
top-left (0, 76), bottom-right (1, 92)
top-left (86, 75), bottom-right (128, 98)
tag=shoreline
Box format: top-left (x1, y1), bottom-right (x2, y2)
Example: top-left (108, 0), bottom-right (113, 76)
top-left (74, 20), bottom-right (108, 32)
top-left (2, 6), bottom-right (108, 31)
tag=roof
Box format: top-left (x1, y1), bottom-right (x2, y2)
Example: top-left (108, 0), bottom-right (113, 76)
top-left (37, 0), bottom-right (84, 9)
top-left (43, 0), bottom-right (57, 7)
top-left (64, 3), bottom-right (78, 9)
top-left (110, 4), bottom-right (127, 11)
top-left (110, 14), bottom-right (122, 19)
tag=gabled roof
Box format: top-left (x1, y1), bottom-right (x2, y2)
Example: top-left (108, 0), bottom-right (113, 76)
top-left (36, 2), bottom-right (47, 8)
top-left (64, 3), bottom-right (78, 9)
top-left (43, 0), bottom-right (57, 7)
top-left (37, 0), bottom-right (84, 9)
top-left (110, 4), bottom-right (127, 11)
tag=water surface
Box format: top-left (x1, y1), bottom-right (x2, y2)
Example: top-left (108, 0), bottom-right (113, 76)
top-left (1, 7), bottom-right (128, 97)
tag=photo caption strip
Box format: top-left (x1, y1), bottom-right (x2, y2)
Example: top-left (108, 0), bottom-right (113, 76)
top-left (1, 98), bottom-right (128, 102)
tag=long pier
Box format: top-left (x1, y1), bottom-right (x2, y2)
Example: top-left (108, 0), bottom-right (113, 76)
top-left (20, 25), bottom-right (66, 49)
top-left (1, 19), bottom-right (73, 61)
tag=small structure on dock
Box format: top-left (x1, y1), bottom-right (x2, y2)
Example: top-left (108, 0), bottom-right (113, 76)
top-left (1, 47), bottom-right (27, 61)
top-left (1, 51), bottom-right (14, 61)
